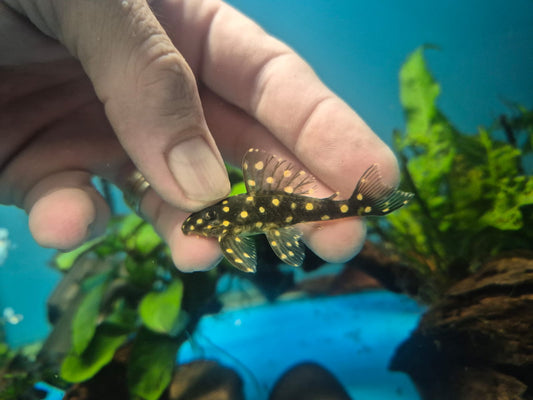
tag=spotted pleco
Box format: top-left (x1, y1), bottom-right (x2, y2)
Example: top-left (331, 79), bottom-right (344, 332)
top-left (182, 148), bottom-right (414, 273)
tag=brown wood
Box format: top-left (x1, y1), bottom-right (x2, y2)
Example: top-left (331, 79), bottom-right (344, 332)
top-left (389, 253), bottom-right (533, 400)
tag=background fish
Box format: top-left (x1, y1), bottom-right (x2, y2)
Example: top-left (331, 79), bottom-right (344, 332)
top-left (182, 149), bottom-right (413, 272)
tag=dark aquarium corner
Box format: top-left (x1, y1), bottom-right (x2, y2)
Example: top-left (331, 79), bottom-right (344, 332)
top-left (1, 1), bottom-right (533, 400)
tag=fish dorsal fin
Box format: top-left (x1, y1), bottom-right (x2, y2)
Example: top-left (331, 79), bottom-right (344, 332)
top-left (242, 149), bottom-right (316, 195)
top-left (265, 226), bottom-right (304, 267)
top-left (219, 234), bottom-right (257, 273)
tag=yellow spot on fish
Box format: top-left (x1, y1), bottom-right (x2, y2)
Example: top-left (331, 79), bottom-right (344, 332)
top-left (288, 251), bottom-right (294, 256)
top-left (285, 216), bottom-right (293, 223)
top-left (222, 220), bottom-right (230, 227)
top-left (207, 225), bottom-right (212, 229)
top-left (299, 170), bottom-right (306, 175)
top-left (274, 230), bottom-right (281, 237)
top-left (248, 179), bottom-right (256, 187)
top-left (283, 170), bottom-right (292, 177)
top-left (240, 211), bottom-right (249, 218)
top-left (403, 200), bottom-right (409, 204)
top-left (340, 204), bottom-right (349, 213)
top-left (189, 226), bottom-right (195, 231)
top-left (222, 206), bottom-right (230, 212)
top-left (196, 218), bottom-right (203, 224)
top-left (271, 240), bottom-right (278, 246)
top-left (356, 193), bottom-right (363, 201)
top-left (272, 198), bottom-right (280, 206)
top-left (286, 242), bottom-right (292, 247)
top-left (259, 207), bottom-right (266, 213)
top-left (281, 254), bottom-right (288, 260)
top-left (235, 258), bottom-right (244, 264)
top-left (243, 162), bottom-right (248, 170)
top-left (254, 161), bottom-right (264, 170)
top-left (235, 237), bottom-right (241, 242)
top-left (382, 208), bottom-right (390, 213)
top-left (234, 227), bottom-right (242, 234)
top-left (305, 202), bottom-right (314, 211)
top-left (255, 221), bottom-right (263, 228)
top-left (291, 202), bottom-right (297, 210)
top-left (226, 248), bottom-right (234, 254)
top-left (284, 186), bottom-right (294, 194)
top-left (246, 196), bottom-right (254, 202)
top-left (222, 200), bottom-right (228, 205)
top-left (321, 215), bottom-right (330, 220)
top-left (364, 206), bottom-right (372, 213)
top-left (243, 252), bottom-right (251, 258)
top-left (222, 229), bottom-right (228, 234)
top-left (266, 176), bottom-right (274, 184)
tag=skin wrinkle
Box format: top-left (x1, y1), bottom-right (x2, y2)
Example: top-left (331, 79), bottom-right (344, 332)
top-left (191, 1), bottom-right (221, 76)
top-left (249, 51), bottom-right (298, 117)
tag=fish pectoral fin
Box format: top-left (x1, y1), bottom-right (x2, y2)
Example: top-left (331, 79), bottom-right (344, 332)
top-left (219, 234), bottom-right (257, 273)
top-left (265, 226), bottom-right (304, 267)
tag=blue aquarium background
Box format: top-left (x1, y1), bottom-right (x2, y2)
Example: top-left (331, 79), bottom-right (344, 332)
top-left (1, 1), bottom-right (532, 399)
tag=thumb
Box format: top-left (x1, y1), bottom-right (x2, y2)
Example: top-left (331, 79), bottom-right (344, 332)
top-left (8, 0), bottom-right (230, 211)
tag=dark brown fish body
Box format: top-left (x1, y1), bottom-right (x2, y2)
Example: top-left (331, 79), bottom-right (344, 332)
top-left (182, 149), bottom-right (413, 272)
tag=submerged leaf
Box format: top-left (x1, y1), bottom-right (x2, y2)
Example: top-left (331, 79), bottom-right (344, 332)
top-left (125, 223), bottom-right (163, 255)
top-left (127, 328), bottom-right (180, 400)
top-left (71, 273), bottom-right (109, 355)
top-left (399, 45), bottom-right (441, 147)
top-left (54, 237), bottom-right (104, 270)
top-left (138, 279), bottom-right (184, 335)
top-left (61, 324), bottom-right (128, 382)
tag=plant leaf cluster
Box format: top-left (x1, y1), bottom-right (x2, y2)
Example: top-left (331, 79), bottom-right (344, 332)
top-left (51, 214), bottom-right (218, 400)
top-left (370, 46), bottom-right (533, 301)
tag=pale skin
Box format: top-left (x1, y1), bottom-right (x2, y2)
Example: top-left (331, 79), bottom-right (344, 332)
top-left (0, 0), bottom-right (399, 272)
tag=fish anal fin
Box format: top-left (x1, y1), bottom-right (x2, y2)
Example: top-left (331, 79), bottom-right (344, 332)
top-left (265, 226), bottom-right (304, 267)
top-left (219, 234), bottom-right (257, 273)
top-left (242, 148), bottom-right (316, 195)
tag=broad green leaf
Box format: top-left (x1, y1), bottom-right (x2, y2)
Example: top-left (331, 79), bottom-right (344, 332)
top-left (127, 328), bottom-right (180, 400)
top-left (125, 256), bottom-right (158, 287)
top-left (230, 181), bottom-right (247, 196)
top-left (226, 162), bottom-right (244, 186)
top-left (399, 46), bottom-right (441, 146)
top-left (105, 298), bottom-right (138, 333)
top-left (132, 224), bottom-right (162, 255)
top-left (72, 274), bottom-right (109, 355)
top-left (118, 214), bottom-right (145, 239)
top-left (61, 324), bottom-right (128, 383)
top-left (138, 279), bottom-right (184, 334)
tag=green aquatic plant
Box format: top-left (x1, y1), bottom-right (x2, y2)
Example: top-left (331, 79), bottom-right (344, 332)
top-left (50, 213), bottom-right (219, 400)
top-left (370, 46), bottom-right (533, 301)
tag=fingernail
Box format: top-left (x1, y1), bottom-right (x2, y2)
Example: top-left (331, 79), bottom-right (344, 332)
top-left (168, 137), bottom-right (230, 203)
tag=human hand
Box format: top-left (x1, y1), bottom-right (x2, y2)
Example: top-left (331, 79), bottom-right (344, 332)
top-left (0, 0), bottom-right (399, 272)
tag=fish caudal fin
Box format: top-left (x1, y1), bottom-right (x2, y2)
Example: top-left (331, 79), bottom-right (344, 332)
top-left (350, 164), bottom-right (414, 216)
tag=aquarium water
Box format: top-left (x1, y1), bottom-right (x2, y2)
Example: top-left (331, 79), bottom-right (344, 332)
top-left (1, 1), bottom-right (531, 399)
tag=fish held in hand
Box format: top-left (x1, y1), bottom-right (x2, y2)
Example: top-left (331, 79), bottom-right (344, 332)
top-left (182, 149), bottom-right (413, 273)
